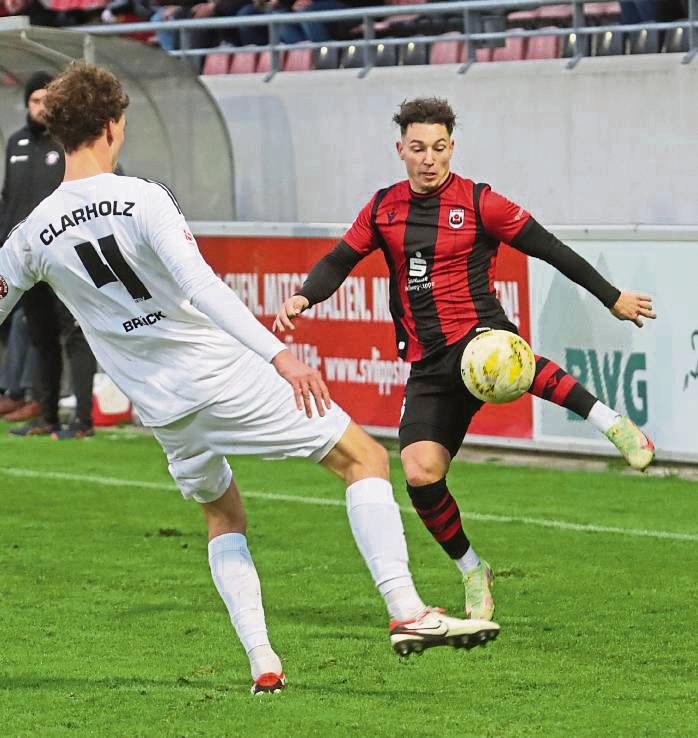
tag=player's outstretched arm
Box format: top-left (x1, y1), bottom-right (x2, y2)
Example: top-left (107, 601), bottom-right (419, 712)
top-left (272, 348), bottom-right (331, 418)
top-left (272, 240), bottom-right (363, 333)
top-left (610, 291), bottom-right (656, 327)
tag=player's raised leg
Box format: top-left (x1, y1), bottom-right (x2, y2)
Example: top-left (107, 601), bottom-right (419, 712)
top-left (401, 440), bottom-right (494, 621)
top-left (201, 477), bottom-right (285, 695)
top-left (321, 422), bottom-right (499, 656)
top-left (529, 354), bottom-right (655, 470)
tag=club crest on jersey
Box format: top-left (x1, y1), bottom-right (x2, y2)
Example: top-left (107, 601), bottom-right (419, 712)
top-left (45, 150), bottom-right (61, 166)
top-left (0, 275), bottom-right (8, 299)
top-left (449, 208), bottom-right (465, 229)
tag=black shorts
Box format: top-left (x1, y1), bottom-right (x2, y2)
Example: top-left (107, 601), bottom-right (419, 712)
top-left (399, 319), bottom-right (519, 458)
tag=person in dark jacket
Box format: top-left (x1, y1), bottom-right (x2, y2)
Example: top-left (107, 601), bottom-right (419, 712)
top-left (0, 71), bottom-right (96, 438)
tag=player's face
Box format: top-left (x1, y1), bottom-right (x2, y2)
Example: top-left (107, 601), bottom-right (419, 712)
top-left (109, 115), bottom-right (126, 170)
top-left (396, 123), bottom-right (454, 194)
top-left (27, 89), bottom-right (48, 125)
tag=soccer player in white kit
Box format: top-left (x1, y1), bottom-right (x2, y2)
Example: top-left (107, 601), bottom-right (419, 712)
top-left (0, 62), bottom-right (499, 695)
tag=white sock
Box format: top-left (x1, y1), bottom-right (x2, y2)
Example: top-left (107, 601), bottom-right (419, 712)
top-left (208, 533), bottom-right (282, 680)
top-left (587, 400), bottom-right (621, 434)
top-left (454, 545), bottom-right (481, 575)
top-left (346, 477), bottom-right (426, 622)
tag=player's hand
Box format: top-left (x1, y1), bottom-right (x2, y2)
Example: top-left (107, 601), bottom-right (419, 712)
top-left (272, 349), bottom-right (331, 418)
top-left (610, 291), bottom-right (656, 327)
top-left (272, 295), bottom-right (309, 333)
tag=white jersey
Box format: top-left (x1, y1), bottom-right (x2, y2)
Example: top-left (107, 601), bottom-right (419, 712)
top-left (0, 173), bottom-right (285, 426)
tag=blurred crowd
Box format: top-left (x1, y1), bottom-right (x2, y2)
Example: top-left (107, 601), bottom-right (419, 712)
top-left (1, 0), bottom-right (691, 47)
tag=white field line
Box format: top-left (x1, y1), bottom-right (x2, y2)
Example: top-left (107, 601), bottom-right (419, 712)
top-left (5, 467), bottom-right (698, 543)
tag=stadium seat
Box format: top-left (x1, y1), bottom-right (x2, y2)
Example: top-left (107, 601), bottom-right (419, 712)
top-left (230, 51), bottom-right (258, 74)
top-left (507, 7), bottom-right (541, 25)
top-left (401, 41), bottom-right (428, 65)
top-left (202, 51), bottom-right (231, 76)
top-left (594, 30), bottom-right (624, 55)
top-left (460, 44), bottom-right (493, 63)
top-left (341, 44), bottom-right (365, 68)
top-left (584, 1), bottom-right (621, 22)
top-left (257, 50), bottom-right (287, 73)
top-left (491, 29), bottom-right (526, 61)
top-left (284, 48), bottom-right (314, 72)
top-left (315, 45), bottom-right (340, 70)
top-left (663, 27), bottom-right (689, 53)
top-left (629, 28), bottom-right (660, 54)
top-left (539, 4), bottom-right (573, 21)
top-left (375, 43), bottom-right (399, 66)
top-left (430, 37), bottom-right (464, 64)
top-left (525, 29), bottom-right (561, 59)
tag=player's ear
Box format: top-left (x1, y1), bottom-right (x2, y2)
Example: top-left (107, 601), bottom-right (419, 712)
top-left (106, 120), bottom-right (114, 146)
top-left (396, 140), bottom-right (404, 160)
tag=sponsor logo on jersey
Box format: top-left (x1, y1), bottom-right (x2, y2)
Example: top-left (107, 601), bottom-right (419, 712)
top-left (45, 150), bottom-right (61, 166)
top-left (406, 251), bottom-right (433, 293)
top-left (448, 208), bottom-right (465, 229)
top-left (123, 311), bottom-right (167, 333)
top-left (183, 230), bottom-right (194, 243)
top-left (18, 139), bottom-right (29, 146)
top-left (408, 253), bottom-right (427, 278)
top-left (9, 155), bottom-right (28, 164)
top-left (0, 275), bottom-right (8, 299)
top-left (387, 209), bottom-right (397, 224)
top-left (40, 201), bottom-right (135, 245)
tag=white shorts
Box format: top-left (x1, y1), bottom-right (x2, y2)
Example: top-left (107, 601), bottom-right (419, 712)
top-left (151, 356), bottom-right (351, 504)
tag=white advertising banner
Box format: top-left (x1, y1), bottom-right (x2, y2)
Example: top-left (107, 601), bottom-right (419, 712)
top-left (529, 234), bottom-right (698, 462)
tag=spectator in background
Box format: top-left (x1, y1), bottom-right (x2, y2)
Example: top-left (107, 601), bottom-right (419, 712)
top-left (4, 0), bottom-right (59, 25)
top-left (619, 0), bottom-right (656, 25)
top-left (236, 0), bottom-right (382, 47)
top-left (0, 72), bottom-right (97, 438)
top-left (0, 307), bottom-right (37, 418)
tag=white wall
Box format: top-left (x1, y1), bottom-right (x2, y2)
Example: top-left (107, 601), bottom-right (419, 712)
top-left (202, 54), bottom-right (698, 225)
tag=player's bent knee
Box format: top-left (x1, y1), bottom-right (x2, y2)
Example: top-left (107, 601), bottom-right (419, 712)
top-left (322, 421), bottom-right (390, 483)
top-left (167, 454), bottom-right (233, 504)
top-left (401, 445), bottom-right (450, 487)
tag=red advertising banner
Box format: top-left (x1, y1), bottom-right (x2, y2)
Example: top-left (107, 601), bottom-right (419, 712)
top-left (197, 235), bottom-right (533, 440)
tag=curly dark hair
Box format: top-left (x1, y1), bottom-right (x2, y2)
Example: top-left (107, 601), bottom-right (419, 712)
top-left (392, 97), bottom-right (456, 136)
top-left (44, 62), bottom-right (129, 154)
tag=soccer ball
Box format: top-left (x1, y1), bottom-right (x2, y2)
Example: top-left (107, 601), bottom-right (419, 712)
top-left (460, 330), bottom-right (535, 404)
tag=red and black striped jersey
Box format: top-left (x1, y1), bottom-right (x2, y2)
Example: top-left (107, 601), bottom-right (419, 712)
top-left (342, 173), bottom-right (530, 362)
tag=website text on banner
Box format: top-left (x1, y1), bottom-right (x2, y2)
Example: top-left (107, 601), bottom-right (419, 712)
top-left (197, 235), bottom-right (533, 440)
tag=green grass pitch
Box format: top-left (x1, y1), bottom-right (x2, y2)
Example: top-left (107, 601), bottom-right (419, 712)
top-left (0, 421), bottom-right (696, 738)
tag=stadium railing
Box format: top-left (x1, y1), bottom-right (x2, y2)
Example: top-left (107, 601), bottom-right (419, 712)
top-left (70, 0), bottom-right (698, 77)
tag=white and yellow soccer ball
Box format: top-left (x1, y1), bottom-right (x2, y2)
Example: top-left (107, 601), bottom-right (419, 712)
top-left (460, 329), bottom-right (535, 404)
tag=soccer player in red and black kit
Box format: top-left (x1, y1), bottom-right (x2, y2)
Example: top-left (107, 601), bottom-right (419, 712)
top-left (273, 97), bottom-right (656, 621)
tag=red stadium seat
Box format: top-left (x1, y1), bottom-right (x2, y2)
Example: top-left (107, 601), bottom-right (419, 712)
top-left (585, 1), bottom-right (620, 20)
top-left (230, 52), bottom-right (258, 74)
top-left (202, 52), bottom-right (231, 76)
top-left (461, 44), bottom-right (493, 63)
top-left (284, 48), bottom-right (314, 71)
top-left (257, 50), bottom-right (287, 73)
top-left (430, 38), bottom-right (463, 64)
top-left (525, 28), bottom-right (561, 59)
top-left (539, 4), bottom-right (573, 21)
top-left (507, 7), bottom-right (541, 24)
top-left (491, 30), bottom-right (526, 61)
